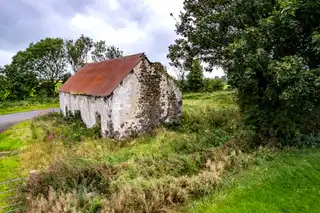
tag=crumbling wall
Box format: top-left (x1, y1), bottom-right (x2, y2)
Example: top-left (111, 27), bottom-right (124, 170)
top-left (130, 59), bottom-right (182, 134)
top-left (59, 92), bottom-right (111, 136)
top-left (112, 59), bottom-right (182, 138)
top-left (109, 71), bottom-right (142, 138)
top-left (134, 59), bottom-right (162, 132)
top-left (159, 73), bottom-right (182, 123)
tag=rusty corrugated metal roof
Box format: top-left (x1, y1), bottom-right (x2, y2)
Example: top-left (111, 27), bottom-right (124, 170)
top-left (60, 53), bottom-right (144, 97)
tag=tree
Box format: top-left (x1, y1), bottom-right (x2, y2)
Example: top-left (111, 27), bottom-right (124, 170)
top-left (187, 59), bottom-right (204, 92)
top-left (65, 34), bottom-right (93, 72)
top-left (1, 60), bottom-right (38, 100)
top-left (25, 38), bottom-right (68, 97)
top-left (0, 66), bottom-right (9, 101)
top-left (91, 40), bottom-right (107, 62)
top-left (91, 41), bottom-right (123, 62)
top-left (172, 66), bottom-right (187, 91)
top-left (105, 45), bottom-right (123, 59)
top-left (167, 39), bottom-right (190, 88)
top-left (169, 0), bottom-right (320, 145)
top-left (1, 38), bottom-right (67, 99)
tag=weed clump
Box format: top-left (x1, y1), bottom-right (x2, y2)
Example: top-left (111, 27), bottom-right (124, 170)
top-left (32, 111), bottom-right (101, 145)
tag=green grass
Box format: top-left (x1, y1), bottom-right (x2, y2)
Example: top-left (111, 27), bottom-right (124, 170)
top-left (0, 121), bottom-right (30, 151)
top-left (17, 91), bottom-right (251, 212)
top-left (2, 91), bottom-right (319, 212)
top-left (184, 149), bottom-right (320, 213)
top-left (0, 121), bottom-right (31, 181)
top-left (0, 156), bottom-right (20, 181)
top-left (0, 98), bottom-right (59, 115)
top-left (0, 122), bottom-right (31, 210)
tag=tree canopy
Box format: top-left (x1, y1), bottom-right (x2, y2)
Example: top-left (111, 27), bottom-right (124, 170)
top-left (65, 34), bottom-right (94, 72)
top-left (168, 0), bottom-right (320, 145)
top-left (91, 41), bottom-right (123, 62)
top-left (0, 35), bottom-right (124, 100)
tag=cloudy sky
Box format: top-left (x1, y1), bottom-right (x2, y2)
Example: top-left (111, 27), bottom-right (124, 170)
top-left (0, 0), bottom-right (223, 77)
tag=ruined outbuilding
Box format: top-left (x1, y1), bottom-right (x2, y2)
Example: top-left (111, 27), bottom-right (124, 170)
top-left (59, 53), bottom-right (182, 139)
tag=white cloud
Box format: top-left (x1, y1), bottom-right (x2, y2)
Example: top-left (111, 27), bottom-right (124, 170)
top-left (0, 50), bottom-right (14, 66)
top-left (0, 0), bottom-right (225, 77)
top-left (69, 14), bottom-right (147, 47)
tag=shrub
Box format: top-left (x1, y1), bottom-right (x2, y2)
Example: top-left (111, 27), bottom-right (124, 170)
top-left (203, 78), bottom-right (225, 92)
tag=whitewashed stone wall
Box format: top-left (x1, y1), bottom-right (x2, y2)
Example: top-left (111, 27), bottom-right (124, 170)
top-left (60, 57), bottom-right (182, 139)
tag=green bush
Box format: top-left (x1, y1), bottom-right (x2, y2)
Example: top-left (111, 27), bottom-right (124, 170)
top-left (203, 78), bottom-right (225, 92)
top-left (169, 0), bottom-right (320, 147)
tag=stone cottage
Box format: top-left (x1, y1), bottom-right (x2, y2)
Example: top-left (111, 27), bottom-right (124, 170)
top-left (59, 53), bottom-right (182, 139)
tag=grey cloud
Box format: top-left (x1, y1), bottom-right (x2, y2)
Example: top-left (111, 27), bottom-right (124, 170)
top-left (51, 0), bottom-right (92, 17)
top-left (0, 1), bottom-right (40, 26)
top-left (0, 0), bottom-right (42, 49)
top-left (90, 0), bottom-right (150, 30)
top-left (117, 0), bottom-right (150, 27)
top-left (0, 0), bottom-right (149, 50)
top-left (0, 0), bottom-right (178, 72)
top-left (97, 0), bottom-right (173, 64)
top-left (0, 0), bottom-right (93, 51)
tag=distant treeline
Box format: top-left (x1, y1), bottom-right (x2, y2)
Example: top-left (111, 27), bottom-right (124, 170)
top-left (175, 59), bottom-right (227, 93)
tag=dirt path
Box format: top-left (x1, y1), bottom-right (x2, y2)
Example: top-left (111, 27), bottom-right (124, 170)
top-left (0, 108), bottom-right (59, 133)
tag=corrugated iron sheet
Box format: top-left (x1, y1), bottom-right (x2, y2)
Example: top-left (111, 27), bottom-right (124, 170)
top-left (60, 53), bottom-right (144, 97)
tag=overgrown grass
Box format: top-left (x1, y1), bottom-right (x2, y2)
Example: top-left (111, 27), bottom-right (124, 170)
top-left (0, 121), bottom-right (31, 184)
top-left (183, 149), bottom-right (320, 213)
top-left (0, 122), bottom-right (31, 151)
top-left (0, 98), bottom-right (59, 115)
top-left (12, 91), bottom-right (257, 212)
top-left (0, 122), bottom-right (32, 211)
top-left (4, 91), bottom-right (317, 212)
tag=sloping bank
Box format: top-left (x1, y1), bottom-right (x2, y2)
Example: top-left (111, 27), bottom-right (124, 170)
top-left (183, 149), bottom-right (320, 213)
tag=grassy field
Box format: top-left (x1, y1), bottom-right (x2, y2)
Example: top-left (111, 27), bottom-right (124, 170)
top-left (0, 98), bottom-right (59, 115)
top-left (183, 149), bottom-right (320, 213)
top-left (0, 91), bottom-right (319, 212)
top-left (0, 122), bottom-right (31, 211)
